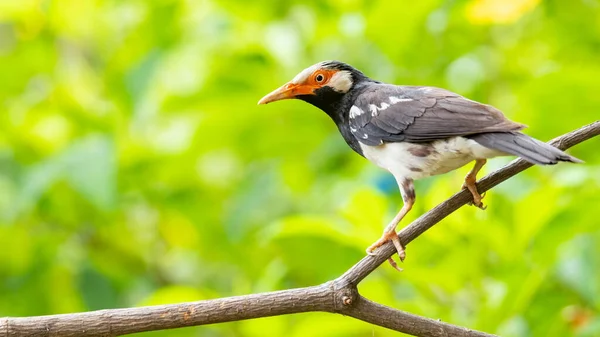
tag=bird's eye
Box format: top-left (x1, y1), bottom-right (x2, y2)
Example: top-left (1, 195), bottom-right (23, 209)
top-left (315, 74), bottom-right (325, 82)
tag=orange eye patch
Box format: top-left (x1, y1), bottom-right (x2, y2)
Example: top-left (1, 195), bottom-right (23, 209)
top-left (306, 69), bottom-right (338, 86)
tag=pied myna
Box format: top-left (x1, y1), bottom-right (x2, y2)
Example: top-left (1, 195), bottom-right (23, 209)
top-left (258, 60), bottom-right (581, 270)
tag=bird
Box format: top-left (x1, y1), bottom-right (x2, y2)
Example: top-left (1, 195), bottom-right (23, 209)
top-left (258, 60), bottom-right (582, 270)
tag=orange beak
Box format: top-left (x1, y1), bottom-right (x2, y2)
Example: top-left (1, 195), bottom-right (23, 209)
top-left (257, 83), bottom-right (318, 105)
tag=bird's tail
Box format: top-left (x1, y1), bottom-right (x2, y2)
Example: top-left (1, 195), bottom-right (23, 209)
top-left (469, 132), bottom-right (583, 165)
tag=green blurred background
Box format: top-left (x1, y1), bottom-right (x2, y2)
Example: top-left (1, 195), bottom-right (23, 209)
top-left (1, 0), bottom-right (599, 336)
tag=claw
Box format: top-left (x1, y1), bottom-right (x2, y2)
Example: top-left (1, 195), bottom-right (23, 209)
top-left (391, 235), bottom-right (406, 262)
top-left (366, 230), bottom-right (406, 269)
top-left (387, 257), bottom-right (403, 272)
top-left (471, 191), bottom-right (487, 210)
top-left (473, 201), bottom-right (487, 210)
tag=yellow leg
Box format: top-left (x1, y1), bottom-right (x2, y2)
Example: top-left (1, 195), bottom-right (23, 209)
top-left (462, 159), bottom-right (487, 210)
top-left (366, 178), bottom-right (415, 271)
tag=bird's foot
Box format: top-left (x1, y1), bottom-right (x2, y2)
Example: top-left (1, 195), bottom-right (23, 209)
top-left (462, 181), bottom-right (487, 210)
top-left (366, 230), bottom-right (406, 271)
top-left (462, 159), bottom-right (487, 210)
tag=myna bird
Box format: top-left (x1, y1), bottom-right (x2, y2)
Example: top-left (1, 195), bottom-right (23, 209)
top-left (258, 61), bottom-right (581, 270)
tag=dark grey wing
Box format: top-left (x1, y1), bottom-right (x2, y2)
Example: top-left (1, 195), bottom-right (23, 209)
top-left (349, 84), bottom-right (526, 146)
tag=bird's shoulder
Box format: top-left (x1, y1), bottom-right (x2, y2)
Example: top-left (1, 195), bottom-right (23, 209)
top-left (348, 84), bottom-right (525, 146)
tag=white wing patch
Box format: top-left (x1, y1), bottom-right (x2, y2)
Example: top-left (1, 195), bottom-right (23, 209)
top-left (365, 97), bottom-right (413, 117)
top-left (368, 104), bottom-right (377, 115)
top-left (351, 94), bottom-right (417, 145)
top-left (368, 102), bottom-right (391, 116)
top-left (349, 105), bottom-right (365, 119)
top-left (389, 96), bottom-right (413, 104)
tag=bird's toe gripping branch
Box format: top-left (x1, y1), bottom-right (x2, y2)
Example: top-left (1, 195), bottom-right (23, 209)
top-left (463, 184), bottom-right (487, 210)
top-left (462, 159), bottom-right (488, 210)
top-left (366, 230), bottom-right (406, 266)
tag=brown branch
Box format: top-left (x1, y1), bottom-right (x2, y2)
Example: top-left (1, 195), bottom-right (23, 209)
top-left (2, 121), bottom-right (598, 337)
top-left (1, 286), bottom-right (333, 336)
top-left (345, 295), bottom-right (496, 337)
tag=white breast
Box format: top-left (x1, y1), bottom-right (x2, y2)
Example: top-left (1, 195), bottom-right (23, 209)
top-left (359, 137), bottom-right (505, 181)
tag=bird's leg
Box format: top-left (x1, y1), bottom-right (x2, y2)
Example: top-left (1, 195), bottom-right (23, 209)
top-left (366, 178), bottom-right (415, 270)
top-left (462, 159), bottom-right (487, 210)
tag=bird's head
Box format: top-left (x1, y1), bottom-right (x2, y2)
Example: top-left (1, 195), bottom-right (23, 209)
top-left (258, 61), bottom-right (368, 112)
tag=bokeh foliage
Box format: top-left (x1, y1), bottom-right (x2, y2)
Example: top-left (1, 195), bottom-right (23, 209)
top-left (1, 0), bottom-right (600, 336)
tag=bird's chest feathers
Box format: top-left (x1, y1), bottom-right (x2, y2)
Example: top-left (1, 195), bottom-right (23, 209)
top-left (359, 137), bottom-right (498, 180)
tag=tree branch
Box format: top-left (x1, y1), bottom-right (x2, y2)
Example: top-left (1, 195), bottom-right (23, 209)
top-left (2, 121), bottom-right (598, 337)
top-left (344, 295), bottom-right (496, 337)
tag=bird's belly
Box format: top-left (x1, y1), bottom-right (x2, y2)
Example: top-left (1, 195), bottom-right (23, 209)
top-left (359, 136), bottom-right (504, 180)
